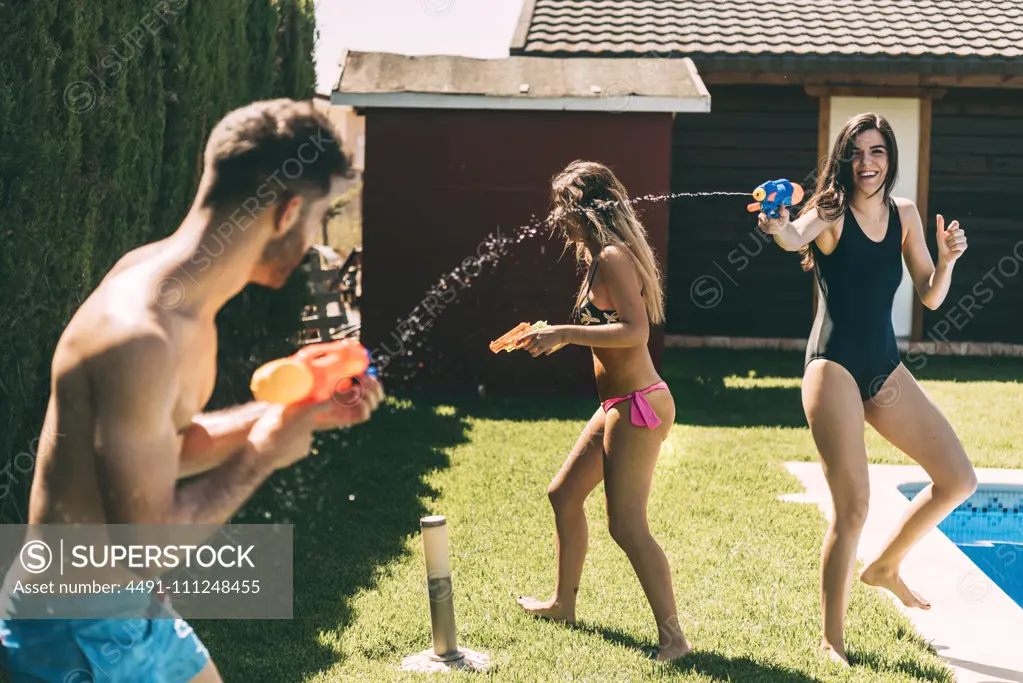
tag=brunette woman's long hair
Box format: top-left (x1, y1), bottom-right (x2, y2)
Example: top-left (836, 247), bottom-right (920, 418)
top-left (549, 160), bottom-right (665, 324)
top-left (798, 113), bottom-right (900, 270)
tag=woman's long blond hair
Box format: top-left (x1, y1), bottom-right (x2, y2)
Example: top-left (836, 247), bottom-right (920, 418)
top-left (550, 160), bottom-right (665, 325)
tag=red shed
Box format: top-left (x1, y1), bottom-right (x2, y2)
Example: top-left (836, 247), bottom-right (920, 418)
top-left (333, 51), bottom-right (710, 396)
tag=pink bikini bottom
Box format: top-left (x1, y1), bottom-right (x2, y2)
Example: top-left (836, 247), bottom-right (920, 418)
top-left (601, 381), bottom-right (669, 429)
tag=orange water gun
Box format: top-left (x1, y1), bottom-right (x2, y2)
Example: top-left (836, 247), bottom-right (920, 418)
top-left (489, 320), bottom-right (565, 354)
top-left (251, 339), bottom-right (371, 405)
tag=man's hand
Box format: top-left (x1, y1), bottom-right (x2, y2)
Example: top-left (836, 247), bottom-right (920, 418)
top-left (244, 402), bottom-right (323, 473)
top-left (313, 372), bottom-right (385, 430)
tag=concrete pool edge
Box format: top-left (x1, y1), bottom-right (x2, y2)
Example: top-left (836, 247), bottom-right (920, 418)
top-left (783, 463), bottom-right (1023, 683)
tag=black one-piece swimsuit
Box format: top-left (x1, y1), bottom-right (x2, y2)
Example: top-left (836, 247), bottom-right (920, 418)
top-left (805, 198), bottom-right (904, 400)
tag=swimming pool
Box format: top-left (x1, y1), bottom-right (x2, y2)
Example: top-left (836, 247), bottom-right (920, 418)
top-left (899, 483), bottom-right (1023, 608)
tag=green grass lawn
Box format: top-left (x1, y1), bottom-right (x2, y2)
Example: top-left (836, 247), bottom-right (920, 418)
top-left (197, 348), bottom-right (1023, 682)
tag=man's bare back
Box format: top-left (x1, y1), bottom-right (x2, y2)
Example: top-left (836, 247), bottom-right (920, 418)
top-left (30, 243), bottom-right (218, 526)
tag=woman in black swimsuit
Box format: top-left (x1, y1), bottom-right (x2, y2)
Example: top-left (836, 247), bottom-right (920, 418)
top-left (760, 113), bottom-right (977, 666)
top-left (514, 160), bottom-right (690, 661)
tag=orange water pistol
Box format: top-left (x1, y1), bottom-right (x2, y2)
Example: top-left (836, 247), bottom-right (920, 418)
top-left (489, 320), bottom-right (565, 354)
top-left (250, 339), bottom-right (371, 405)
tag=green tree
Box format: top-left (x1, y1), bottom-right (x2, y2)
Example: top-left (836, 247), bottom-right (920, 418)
top-left (0, 0), bottom-right (322, 522)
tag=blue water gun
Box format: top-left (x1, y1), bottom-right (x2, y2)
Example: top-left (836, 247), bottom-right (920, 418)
top-left (746, 179), bottom-right (805, 219)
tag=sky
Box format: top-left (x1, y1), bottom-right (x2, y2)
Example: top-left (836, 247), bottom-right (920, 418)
top-left (313, 0), bottom-right (526, 95)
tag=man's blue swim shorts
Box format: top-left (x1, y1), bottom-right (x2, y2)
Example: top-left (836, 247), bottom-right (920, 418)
top-left (0, 591), bottom-right (210, 682)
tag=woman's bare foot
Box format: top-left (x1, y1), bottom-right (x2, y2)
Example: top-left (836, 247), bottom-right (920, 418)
top-left (654, 635), bottom-right (692, 662)
top-left (516, 596), bottom-right (576, 624)
top-left (653, 616), bottom-right (691, 662)
top-left (821, 639), bottom-right (850, 667)
top-left (861, 563), bottom-right (932, 609)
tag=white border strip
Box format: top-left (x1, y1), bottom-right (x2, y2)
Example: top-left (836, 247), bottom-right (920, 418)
top-left (330, 91), bottom-right (711, 113)
top-left (784, 463), bottom-right (1023, 683)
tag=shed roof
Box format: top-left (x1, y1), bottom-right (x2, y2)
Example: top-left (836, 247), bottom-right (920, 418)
top-left (511, 0), bottom-right (1023, 74)
top-left (331, 50), bottom-right (710, 112)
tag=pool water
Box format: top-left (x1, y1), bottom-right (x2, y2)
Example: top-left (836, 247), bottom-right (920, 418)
top-left (899, 483), bottom-right (1023, 608)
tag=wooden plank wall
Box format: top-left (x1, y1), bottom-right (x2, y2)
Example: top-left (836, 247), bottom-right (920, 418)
top-left (667, 85), bottom-right (821, 338)
top-left (361, 109), bottom-right (674, 396)
top-left (924, 89), bottom-right (1023, 343)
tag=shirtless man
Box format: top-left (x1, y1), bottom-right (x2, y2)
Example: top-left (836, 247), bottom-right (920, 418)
top-left (0, 99), bottom-right (383, 682)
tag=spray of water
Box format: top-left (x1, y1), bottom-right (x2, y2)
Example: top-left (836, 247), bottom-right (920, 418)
top-left (362, 190), bottom-right (753, 386)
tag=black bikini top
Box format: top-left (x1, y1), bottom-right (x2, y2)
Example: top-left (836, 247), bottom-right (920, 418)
top-left (577, 262), bottom-right (620, 326)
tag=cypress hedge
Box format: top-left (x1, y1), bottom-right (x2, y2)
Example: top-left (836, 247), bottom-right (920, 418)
top-left (0, 0), bottom-right (323, 522)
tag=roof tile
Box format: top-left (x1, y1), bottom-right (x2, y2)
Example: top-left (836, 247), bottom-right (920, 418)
top-left (518, 0), bottom-right (1023, 59)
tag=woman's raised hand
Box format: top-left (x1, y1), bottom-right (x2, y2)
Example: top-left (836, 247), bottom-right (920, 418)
top-left (936, 214), bottom-right (967, 266)
top-left (757, 204), bottom-right (790, 235)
